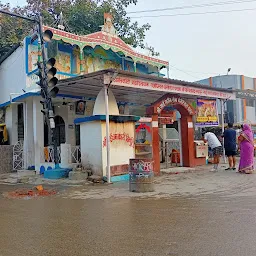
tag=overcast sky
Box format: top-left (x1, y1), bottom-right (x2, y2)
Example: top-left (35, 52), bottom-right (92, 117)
top-left (2, 0), bottom-right (256, 81)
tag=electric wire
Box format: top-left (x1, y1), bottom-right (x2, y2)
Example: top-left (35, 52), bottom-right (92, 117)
top-left (127, 0), bottom-right (256, 14)
top-left (130, 7), bottom-right (256, 18)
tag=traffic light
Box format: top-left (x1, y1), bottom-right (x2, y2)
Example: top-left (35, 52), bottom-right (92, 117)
top-left (43, 29), bottom-right (53, 42)
top-left (46, 57), bottom-right (59, 98)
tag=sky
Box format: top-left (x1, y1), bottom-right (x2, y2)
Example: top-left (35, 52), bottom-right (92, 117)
top-left (2, 0), bottom-right (256, 81)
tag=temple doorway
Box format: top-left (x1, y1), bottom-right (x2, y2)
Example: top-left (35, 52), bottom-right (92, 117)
top-left (44, 115), bottom-right (66, 147)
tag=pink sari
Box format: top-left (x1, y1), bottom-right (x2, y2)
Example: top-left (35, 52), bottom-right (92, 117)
top-left (238, 124), bottom-right (254, 174)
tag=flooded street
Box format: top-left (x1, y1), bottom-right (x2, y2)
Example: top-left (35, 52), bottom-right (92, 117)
top-left (1, 171), bottom-right (256, 256)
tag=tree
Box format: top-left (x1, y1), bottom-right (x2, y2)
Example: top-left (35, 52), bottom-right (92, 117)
top-left (0, 2), bottom-right (33, 58)
top-left (0, 0), bottom-right (159, 59)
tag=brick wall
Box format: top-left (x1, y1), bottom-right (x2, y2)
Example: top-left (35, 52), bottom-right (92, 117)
top-left (0, 145), bottom-right (13, 174)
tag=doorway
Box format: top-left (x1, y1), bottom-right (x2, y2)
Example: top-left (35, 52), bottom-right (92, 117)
top-left (147, 94), bottom-right (195, 173)
top-left (44, 115), bottom-right (66, 147)
top-left (159, 117), bottom-right (182, 168)
top-left (54, 116), bottom-right (66, 146)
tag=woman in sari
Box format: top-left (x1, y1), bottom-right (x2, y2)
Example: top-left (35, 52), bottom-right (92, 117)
top-left (238, 124), bottom-right (254, 174)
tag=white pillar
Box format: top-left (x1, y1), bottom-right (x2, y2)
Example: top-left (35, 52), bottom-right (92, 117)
top-left (23, 99), bottom-right (35, 168)
top-left (163, 124), bottom-right (167, 140)
top-left (67, 105), bottom-right (76, 146)
top-left (60, 143), bottom-right (72, 168)
top-left (105, 85), bottom-right (111, 183)
top-left (5, 104), bottom-right (18, 145)
top-left (33, 97), bottom-right (44, 173)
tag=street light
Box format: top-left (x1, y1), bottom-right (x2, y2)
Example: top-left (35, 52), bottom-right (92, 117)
top-left (227, 68), bottom-right (231, 75)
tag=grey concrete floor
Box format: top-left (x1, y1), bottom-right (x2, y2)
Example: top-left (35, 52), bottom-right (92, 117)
top-left (1, 169), bottom-right (256, 256)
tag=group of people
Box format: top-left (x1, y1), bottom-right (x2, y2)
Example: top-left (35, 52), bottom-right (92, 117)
top-left (203, 123), bottom-right (255, 173)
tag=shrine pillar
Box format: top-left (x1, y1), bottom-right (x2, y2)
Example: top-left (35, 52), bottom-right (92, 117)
top-left (152, 114), bottom-right (160, 175)
top-left (180, 115), bottom-right (195, 167)
top-left (134, 62), bottom-right (137, 73)
top-left (79, 49), bottom-right (84, 74)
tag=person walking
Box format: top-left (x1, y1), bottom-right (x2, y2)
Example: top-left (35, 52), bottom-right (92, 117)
top-left (203, 131), bottom-right (223, 171)
top-left (223, 123), bottom-right (237, 170)
top-left (238, 124), bottom-right (255, 174)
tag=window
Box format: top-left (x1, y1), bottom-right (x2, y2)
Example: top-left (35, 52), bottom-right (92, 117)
top-left (246, 99), bottom-right (255, 107)
top-left (75, 125), bottom-right (80, 146)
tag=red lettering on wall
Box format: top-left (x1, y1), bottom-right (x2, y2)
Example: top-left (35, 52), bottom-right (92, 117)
top-left (102, 133), bottom-right (134, 148)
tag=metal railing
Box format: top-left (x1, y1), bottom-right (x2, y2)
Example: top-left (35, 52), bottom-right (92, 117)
top-left (13, 140), bottom-right (24, 171)
top-left (70, 146), bottom-right (81, 164)
top-left (161, 140), bottom-right (181, 168)
top-left (41, 146), bottom-right (61, 163)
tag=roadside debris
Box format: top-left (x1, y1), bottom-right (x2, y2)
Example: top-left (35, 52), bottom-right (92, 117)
top-left (4, 185), bottom-right (56, 199)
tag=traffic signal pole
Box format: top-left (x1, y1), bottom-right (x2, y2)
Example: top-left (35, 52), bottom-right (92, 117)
top-left (0, 10), bottom-right (59, 166)
top-left (37, 15), bottom-right (59, 165)
top-left (0, 9), bottom-right (36, 22)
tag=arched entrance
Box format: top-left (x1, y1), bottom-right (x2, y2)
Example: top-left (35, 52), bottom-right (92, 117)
top-left (147, 94), bottom-right (196, 174)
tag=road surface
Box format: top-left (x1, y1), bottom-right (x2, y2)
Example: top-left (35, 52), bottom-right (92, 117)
top-left (1, 170), bottom-right (256, 256)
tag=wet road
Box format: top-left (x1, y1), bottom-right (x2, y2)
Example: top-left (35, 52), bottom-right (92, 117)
top-left (1, 171), bottom-right (256, 256)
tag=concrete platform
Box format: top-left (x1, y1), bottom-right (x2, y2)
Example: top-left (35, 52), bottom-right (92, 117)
top-left (69, 171), bottom-right (88, 180)
top-left (17, 170), bottom-right (36, 177)
top-left (110, 174), bottom-right (129, 183)
top-left (161, 167), bottom-right (196, 174)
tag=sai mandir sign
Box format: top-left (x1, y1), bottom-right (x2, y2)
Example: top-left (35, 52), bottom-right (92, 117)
top-left (156, 96), bottom-right (194, 115)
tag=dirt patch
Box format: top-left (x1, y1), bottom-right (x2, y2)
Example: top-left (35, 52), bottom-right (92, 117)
top-left (4, 187), bottom-right (57, 199)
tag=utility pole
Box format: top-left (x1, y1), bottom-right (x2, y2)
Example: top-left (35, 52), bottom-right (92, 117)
top-left (0, 10), bottom-right (59, 165)
top-left (37, 15), bottom-right (59, 165)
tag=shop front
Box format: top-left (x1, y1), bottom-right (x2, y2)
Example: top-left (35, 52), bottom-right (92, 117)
top-left (58, 69), bottom-right (236, 181)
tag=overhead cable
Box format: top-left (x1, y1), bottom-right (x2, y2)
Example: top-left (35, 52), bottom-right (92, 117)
top-left (127, 0), bottom-right (256, 14)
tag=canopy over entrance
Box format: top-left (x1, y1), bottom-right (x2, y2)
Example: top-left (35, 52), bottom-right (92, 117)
top-left (57, 69), bottom-right (235, 181)
top-left (57, 69), bottom-right (236, 105)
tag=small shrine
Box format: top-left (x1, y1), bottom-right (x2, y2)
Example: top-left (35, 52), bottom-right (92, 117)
top-left (26, 12), bottom-right (169, 90)
top-left (74, 88), bottom-right (140, 179)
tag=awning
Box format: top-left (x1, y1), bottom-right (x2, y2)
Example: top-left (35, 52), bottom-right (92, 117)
top-left (57, 69), bottom-right (236, 106)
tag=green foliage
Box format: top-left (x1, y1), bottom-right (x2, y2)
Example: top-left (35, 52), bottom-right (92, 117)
top-left (0, 0), bottom-right (159, 59)
top-left (0, 2), bottom-right (32, 57)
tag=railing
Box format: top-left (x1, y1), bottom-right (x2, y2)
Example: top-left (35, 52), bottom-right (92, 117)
top-left (160, 139), bottom-right (181, 168)
top-left (40, 145), bottom-right (81, 164)
top-left (70, 146), bottom-right (81, 164)
top-left (13, 140), bottom-right (24, 171)
top-left (41, 146), bottom-right (61, 163)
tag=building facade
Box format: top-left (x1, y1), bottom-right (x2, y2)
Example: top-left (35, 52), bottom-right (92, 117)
top-left (0, 13), bottom-right (169, 172)
top-left (198, 75), bottom-right (256, 124)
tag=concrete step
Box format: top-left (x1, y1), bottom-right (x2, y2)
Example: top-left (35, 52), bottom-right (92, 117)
top-left (161, 167), bottom-right (196, 174)
top-left (17, 170), bottom-right (36, 177)
top-left (69, 171), bottom-right (88, 181)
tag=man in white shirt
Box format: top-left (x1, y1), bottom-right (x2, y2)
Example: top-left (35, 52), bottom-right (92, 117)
top-left (203, 131), bottom-right (223, 171)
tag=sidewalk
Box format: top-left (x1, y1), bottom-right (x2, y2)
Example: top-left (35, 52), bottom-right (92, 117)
top-left (0, 161), bottom-right (251, 200)
top-left (0, 171), bottom-right (90, 186)
top-left (62, 165), bottom-right (256, 200)
top-left (2, 163), bottom-right (256, 201)
top-left (0, 162), bottom-right (223, 186)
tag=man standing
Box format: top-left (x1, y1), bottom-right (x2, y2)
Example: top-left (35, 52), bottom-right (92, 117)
top-left (223, 123), bottom-right (237, 170)
top-left (203, 131), bottom-right (223, 171)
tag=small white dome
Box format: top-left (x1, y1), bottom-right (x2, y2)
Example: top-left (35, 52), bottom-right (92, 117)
top-left (93, 88), bottom-right (119, 115)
